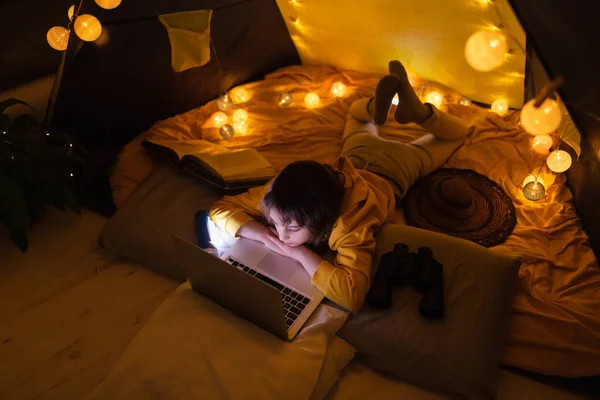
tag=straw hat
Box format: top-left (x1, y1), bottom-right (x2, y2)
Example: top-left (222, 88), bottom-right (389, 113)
top-left (402, 168), bottom-right (516, 247)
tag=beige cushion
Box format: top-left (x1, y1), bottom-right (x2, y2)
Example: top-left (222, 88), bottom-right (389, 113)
top-left (99, 165), bottom-right (223, 281)
top-left (338, 223), bottom-right (521, 400)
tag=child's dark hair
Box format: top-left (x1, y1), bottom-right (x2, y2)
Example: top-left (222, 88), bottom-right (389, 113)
top-left (262, 160), bottom-right (346, 251)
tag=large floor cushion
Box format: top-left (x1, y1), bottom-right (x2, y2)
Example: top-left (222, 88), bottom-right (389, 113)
top-left (99, 165), bottom-right (224, 281)
top-left (338, 223), bottom-right (521, 400)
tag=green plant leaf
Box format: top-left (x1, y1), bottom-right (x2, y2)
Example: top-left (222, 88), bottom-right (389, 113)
top-left (9, 228), bottom-right (28, 253)
top-left (0, 98), bottom-right (32, 115)
top-left (0, 176), bottom-right (31, 251)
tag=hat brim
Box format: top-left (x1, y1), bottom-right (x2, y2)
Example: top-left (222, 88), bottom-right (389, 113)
top-left (402, 169), bottom-right (516, 247)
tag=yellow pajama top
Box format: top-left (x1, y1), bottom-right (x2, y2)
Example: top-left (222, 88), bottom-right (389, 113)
top-left (208, 156), bottom-right (396, 312)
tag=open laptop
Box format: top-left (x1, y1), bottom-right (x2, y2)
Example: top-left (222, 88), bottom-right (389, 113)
top-left (174, 235), bottom-right (325, 341)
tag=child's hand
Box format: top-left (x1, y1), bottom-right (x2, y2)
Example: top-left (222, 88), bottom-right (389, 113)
top-left (264, 234), bottom-right (301, 261)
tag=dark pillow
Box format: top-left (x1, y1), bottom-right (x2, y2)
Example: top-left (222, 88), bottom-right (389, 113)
top-left (338, 223), bottom-right (521, 400)
top-left (99, 166), bottom-right (223, 281)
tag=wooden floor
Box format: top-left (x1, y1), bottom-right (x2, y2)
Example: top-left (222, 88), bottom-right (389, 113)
top-left (0, 209), bottom-right (593, 400)
top-left (0, 209), bottom-right (178, 400)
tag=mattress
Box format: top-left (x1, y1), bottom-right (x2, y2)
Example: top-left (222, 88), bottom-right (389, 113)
top-left (110, 65), bottom-right (600, 377)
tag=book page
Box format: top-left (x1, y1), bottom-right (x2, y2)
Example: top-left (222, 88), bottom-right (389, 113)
top-left (199, 149), bottom-right (275, 180)
top-left (146, 139), bottom-right (228, 160)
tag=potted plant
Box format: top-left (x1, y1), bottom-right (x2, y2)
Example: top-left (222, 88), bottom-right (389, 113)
top-left (0, 98), bottom-right (81, 252)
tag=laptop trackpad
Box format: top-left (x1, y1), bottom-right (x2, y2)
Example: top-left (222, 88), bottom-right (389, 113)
top-left (258, 252), bottom-right (308, 283)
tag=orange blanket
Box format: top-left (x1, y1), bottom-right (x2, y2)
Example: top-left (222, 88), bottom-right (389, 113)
top-left (111, 65), bottom-right (600, 377)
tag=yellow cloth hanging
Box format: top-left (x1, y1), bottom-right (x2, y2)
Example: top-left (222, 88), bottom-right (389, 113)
top-left (159, 10), bottom-right (213, 72)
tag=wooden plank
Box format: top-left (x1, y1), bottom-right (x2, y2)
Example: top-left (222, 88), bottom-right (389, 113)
top-left (0, 260), bottom-right (178, 400)
top-left (0, 209), bottom-right (112, 324)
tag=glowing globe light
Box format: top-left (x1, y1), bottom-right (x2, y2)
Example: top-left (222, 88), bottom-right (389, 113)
top-left (68, 5), bottom-right (75, 20)
top-left (458, 97), bottom-right (472, 106)
top-left (392, 94), bottom-right (399, 106)
top-left (465, 30), bottom-right (508, 72)
top-left (220, 124), bottom-right (235, 139)
top-left (232, 109), bottom-right (248, 124)
top-left (546, 150), bottom-right (572, 173)
top-left (210, 111), bottom-right (228, 128)
top-left (95, 0), bottom-right (122, 9)
top-left (491, 99), bottom-right (508, 116)
top-left (532, 134), bottom-right (553, 154)
top-left (233, 121), bottom-right (248, 135)
top-left (520, 98), bottom-right (562, 136)
top-left (74, 14), bottom-right (102, 42)
top-left (304, 92), bottom-right (320, 108)
top-left (216, 94), bottom-right (233, 111)
top-left (47, 26), bottom-right (70, 51)
top-left (230, 88), bottom-right (249, 103)
top-left (522, 174), bottom-right (545, 188)
top-left (278, 92), bottom-right (292, 107)
top-left (425, 91), bottom-right (443, 109)
top-left (331, 82), bottom-right (347, 97)
top-left (523, 181), bottom-right (545, 201)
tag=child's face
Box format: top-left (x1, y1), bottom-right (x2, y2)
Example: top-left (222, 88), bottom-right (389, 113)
top-left (268, 209), bottom-right (313, 247)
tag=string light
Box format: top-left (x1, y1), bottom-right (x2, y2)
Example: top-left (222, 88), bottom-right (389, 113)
top-left (233, 121), bottom-right (247, 135)
top-left (210, 111), bottom-right (228, 128)
top-left (47, 26), bottom-right (70, 51)
top-left (70, 172), bottom-right (74, 177)
top-left (520, 98), bottom-right (562, 136)
top-left (331, 82), bottom-right (347, 97)
top-left (216, 94), bottom-right (233, 111)
top-left (546, 150), bottom-right (572, 173)
top-left (523, 181), bottom-right (545, 201)
top-left (392, 94), bottom-right (399, 106)
top-left (68, 5), bottom-right (75, 20)
top-left (464, 30), bottom-right (508, 72)
top-left (74, 14), bottom-right (102, 42)
top-left (522, 174), bottom-right (545, 188)
top-left (95, 0), bottom-right (122, 9)
top-left (220, 124), bottom-right (235, 139)
top-left (278, 92), bottom-right (293, 107)
top-left (232, 109), bottom-right (248, 124)
top-left (304, 92), bottom-right (320, 108)
top-left (425, 91), bottom-right (443, 109)
top-left (230, 88), bottom-right (249, 103)
top-left (531, 135), bottom-right (553, 154)
top-left (458, 97), bottom-right (472, 106)
top-left (491, 99), bottom-right (508, 116)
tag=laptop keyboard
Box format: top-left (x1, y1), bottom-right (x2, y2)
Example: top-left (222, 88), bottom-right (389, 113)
top-left (226, 257), bottom-right (311, 329)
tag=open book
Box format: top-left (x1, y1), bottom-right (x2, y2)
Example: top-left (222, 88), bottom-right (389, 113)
top-left (142, 138), bottom-right (276, 190)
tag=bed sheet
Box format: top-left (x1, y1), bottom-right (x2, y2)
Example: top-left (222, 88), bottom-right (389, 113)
top-left (110, 65), bottom-right (600, 377)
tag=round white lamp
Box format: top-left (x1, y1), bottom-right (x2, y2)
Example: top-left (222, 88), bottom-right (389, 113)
top-left (74, 14), bottom-right (102, 42)
top-left (216, 94), bottom-right (233, 111)
top-left (465, 30), bottom-right (508, 72)
top-left (95, 0), bottom-right (122, 9)
top-left (532, 135), bottom-right (553, 154)
top-left (47, 26), bottom-right (70, 51)
top-left (220, 124), bottom-right (235, 139)
top-left (233, 109), bottom-right (249, 124)
top-left (230, 88), bottom-right (249, 103)
top-left (425, 91), bottom-right (443, 109)
top-left (546, 150), bottom-right (572, 173)
top-left (278, 92), bottom-right (293, 107)
top-left (331, 82), bottom-right (347, 97)
top-left (491, 99), bottom-right (508, 116)
top-left (304, 92), bottom-right (320, 108)
top-left (211, 111), bottom-right (228, 128)
top-left (523, 180), bottom-right (546, 201)
top-left (520, 98), bottom-right (562, 136)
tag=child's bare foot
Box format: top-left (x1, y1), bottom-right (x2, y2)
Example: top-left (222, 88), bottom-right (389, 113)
top-left (369, 74), bottom-right (400, 125)
top-left (390, 60), bottom-right (433, 124)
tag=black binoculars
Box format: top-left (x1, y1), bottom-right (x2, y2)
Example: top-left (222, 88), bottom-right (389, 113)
top-left (367, 243), bottom-right (445, 320)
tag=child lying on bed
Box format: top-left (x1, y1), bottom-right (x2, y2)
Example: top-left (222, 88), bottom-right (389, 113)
top-left (208, 60), bottom-right (472, 312)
